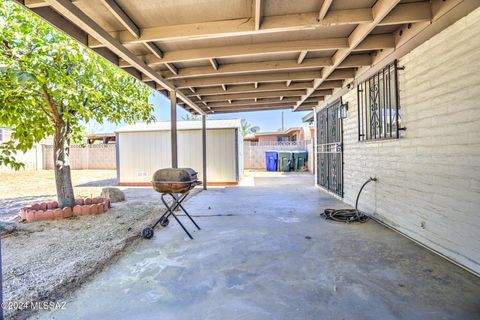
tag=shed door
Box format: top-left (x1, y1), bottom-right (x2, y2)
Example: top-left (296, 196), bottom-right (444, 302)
top-left (316, 99), bottom-right (343, 197)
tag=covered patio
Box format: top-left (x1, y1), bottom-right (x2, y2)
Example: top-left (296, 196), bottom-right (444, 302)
top-left (13, 0), bottom-right (480, 318)
top-left (38, 173), bottom-right (480, 319)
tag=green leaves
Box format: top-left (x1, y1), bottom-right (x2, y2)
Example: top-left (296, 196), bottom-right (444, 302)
top-left (0, 0), bottom-right (154, 169)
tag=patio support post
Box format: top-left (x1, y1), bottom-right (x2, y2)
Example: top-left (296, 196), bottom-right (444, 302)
top-left (202, 114), bottom-right (207, 190)
top-left (170, 90), bottom-right (178, 168)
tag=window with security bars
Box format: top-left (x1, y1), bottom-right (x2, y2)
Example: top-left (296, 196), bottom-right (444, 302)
top-left (357, 60), bottom-right (402, 141)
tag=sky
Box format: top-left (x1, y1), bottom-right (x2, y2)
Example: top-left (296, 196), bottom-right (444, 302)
top-left (85, 92), bottom-right (311, 134)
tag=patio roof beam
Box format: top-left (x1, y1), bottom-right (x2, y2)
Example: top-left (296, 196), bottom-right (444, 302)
top-left (198, 90), bottom-right (306, 102)
top-left (117, 34), bottom-right (398, 67)
top-left (181, 82), bottom-right (314, 96)
top-left (202, 98), bottom-right (301, 108)
top-left (295, 0), bottom-right (401, 110)
top-left (121, 38), bottom-right (349, 67)
top-left (43, 0), bottom-right (206, 115)
top-left (212, 102), bottom-right (319, 113)
top-left (83, 2), bottom-right (430, 48)
top-left (172, 70), bottom-right (322, 88)
top-left (86, 9), bottom-right (371, 48)
top-left (338, 54), bottom-right (372, 68)
top-left (154, 57), bottom-right (332, 80)
top-left (212, 105), bottom-right (294, 113)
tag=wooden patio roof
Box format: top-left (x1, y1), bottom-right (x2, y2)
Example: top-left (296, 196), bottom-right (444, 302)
top-left (19, 0), bottom-right (479, 115)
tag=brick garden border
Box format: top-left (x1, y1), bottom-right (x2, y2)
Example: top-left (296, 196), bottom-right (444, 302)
top-left (19, 198), bottom-right (111, 222)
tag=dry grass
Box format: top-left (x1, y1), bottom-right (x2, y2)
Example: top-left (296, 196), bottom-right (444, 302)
top-left (0, 170), bottom-right (117, 220)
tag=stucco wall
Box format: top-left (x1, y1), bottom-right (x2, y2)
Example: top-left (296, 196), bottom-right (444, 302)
top-left (338, 8), bottom-right (480, 274)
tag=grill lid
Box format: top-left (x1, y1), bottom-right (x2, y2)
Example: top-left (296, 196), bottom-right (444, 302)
top-left (152, 168), bottom-right (198, 184)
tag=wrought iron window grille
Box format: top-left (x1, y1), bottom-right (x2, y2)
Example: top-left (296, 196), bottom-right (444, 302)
top-left (357, 60), bottom-right (405, 141)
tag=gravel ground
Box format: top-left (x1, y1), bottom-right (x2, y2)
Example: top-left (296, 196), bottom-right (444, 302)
top-left (0, 170), bottom-right (200, 319)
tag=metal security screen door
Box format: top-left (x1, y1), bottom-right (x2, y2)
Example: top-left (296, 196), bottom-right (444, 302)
top-left (316, 99), bottom-right (343, 197)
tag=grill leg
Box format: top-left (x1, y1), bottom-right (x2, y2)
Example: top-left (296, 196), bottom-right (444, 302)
top-left (176, 202), bottom-right (201, 230)
top-left (169, 210), bottom-right (194, 240)
top-left (151, 194), bottom-right (179, 229)
top-left (168, 193), bottom-right (201, 230)
top-left (162, 193), bottom-right (195, 239)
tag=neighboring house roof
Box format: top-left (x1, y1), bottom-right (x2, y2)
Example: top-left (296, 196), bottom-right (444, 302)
top-left (87, 132), bottom-right (115, 138)
top-left (116, 119), bottom-right (241, 133)
top-left (254, 131), bottom-right (289, 137)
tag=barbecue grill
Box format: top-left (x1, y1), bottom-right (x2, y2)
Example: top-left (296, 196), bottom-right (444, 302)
top-left (142, 168), bottom-right (201, 240)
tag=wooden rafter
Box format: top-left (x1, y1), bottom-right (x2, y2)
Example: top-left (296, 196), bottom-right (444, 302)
top-left (182, 82), bottom-right (313, 96)
top-left (318, 0), bottom-right (333, 21)
top-left (156, 57), bottom-right (332, 80)
top-left (84, 3), bottom-right (430, 48)
top-left (120, 38), bottom-right (349, 66)
top-left (42, 0), bottom-right (205, 115)
top-left (102, 0), bottom-right (139, 38)
top-left (297, 51), bottom-right (308, 64)
top-left (144, 42), bottom-right (163, 59)
top-left (295, 0), bottom-right (401, 110)
top-left (172, 70), bottom-right (323, 88)
top-left (23, 0), bottom-right (475, 115)
top-left (209, 58), bottom-right (219, 70)
top-left (199, 90), bottom-right (306, 102)
top-left (254, 0), bottom-right (262, 30)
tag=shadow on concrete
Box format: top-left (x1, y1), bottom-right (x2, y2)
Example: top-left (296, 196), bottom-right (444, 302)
top-left (0, 195), bottom-right (55, 220)
top-left (75, 178), bottom-right (118, 187)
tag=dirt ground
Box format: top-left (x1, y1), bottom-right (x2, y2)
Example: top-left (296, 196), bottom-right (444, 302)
top-left (0, 170), bottom-right (199, 319)
top-left (0, 170), bottom-right (118, 220)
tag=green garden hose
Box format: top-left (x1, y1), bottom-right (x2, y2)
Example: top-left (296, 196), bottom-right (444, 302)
top-left (321, 177), bottom-right (377, 223)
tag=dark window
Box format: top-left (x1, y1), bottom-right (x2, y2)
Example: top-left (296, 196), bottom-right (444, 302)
top-left (277, 136), bottom-right (289, 142)
top-left (357, 60), bottom-right (402, 141)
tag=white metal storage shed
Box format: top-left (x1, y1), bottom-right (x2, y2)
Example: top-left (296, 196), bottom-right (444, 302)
top-left (115, 119), bottom-right (242, 185)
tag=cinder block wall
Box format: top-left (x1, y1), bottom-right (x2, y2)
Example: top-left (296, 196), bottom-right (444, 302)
top-left (44, 144), bottom-right (116, 170)
top-left (341, 8), bottom-right (480, 274)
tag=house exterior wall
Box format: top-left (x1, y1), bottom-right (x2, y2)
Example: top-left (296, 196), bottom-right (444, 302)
top-left (336, 8), bottom-right (480, 274)
top-left (257, 135), bottom-right (280, 142)
top-left (118, 128), bottom-right (240, 184)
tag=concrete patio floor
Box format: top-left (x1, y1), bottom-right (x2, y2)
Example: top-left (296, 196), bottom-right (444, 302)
top-left (38, 173), bottom-right (480, 320)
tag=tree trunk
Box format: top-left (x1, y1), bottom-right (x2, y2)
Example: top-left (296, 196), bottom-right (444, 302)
top-left (53, 124), bottom-right (75, 208)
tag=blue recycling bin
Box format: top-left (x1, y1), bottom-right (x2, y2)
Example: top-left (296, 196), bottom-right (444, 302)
top-left (265, 151), bottom-right (278, 172)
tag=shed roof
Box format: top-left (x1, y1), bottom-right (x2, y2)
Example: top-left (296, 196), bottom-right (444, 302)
top-left (116, 119), bottom-right (241, 133)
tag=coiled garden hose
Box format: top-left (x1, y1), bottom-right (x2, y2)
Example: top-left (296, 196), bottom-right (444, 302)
top-left (321, 177), bottom-right (377, 223)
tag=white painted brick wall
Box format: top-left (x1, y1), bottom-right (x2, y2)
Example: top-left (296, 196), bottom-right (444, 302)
top-left (340, 7), bottom-right (480, 274)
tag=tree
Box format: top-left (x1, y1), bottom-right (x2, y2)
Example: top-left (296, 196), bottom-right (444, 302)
top-left (181, 113), bottom-right (201, 121)
top-left (240, 119), bottom-right (260, 136)
top-left (0, 1), bottom-right (154, 208)
top-left (241, 119), bottom-right (251, 136)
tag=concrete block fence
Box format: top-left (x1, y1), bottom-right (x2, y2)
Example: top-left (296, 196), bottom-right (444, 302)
top-left (243, 141), bottom-right (310, 170)
top-left (43, 144), bottom-right (116, 170)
